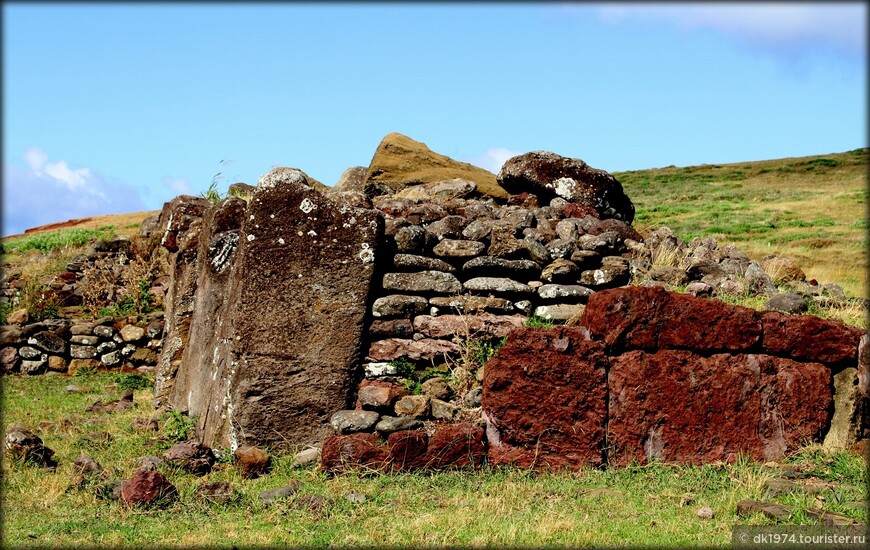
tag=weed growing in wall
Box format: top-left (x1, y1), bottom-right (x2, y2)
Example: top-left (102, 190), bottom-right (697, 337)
top-left (524, 316), bottom-right (555, 329)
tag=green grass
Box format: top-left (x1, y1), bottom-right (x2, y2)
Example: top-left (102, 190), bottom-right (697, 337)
top-left (616, 148), bottom-right (868, 298)
top-left (2, 226), bottom-right (116, 255)
top-left (2, 373), bottom-right (866, 547)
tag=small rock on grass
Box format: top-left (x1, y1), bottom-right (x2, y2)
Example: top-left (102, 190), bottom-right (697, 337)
top-left (137, 455), bottom-right (164, 471)
top-left (259, 480), bottom-right (302, 503)
top-left (234, 444), bottom-right (271, 479)
top-left (120, 470), bottom-right (178, 507)
top-left (130, 418), bottom-right (159, 432)
top-left (162, 441), bottom-right (215, 476)
top-left (4, 427), bottom-right (58, 469)
top-left (696, 507), bottom-right (714, 519)
top-left (291, 495), bottom-right (330, 515)
top-left (292, 447), bottom-right (321, 468)
top-left (345, 492), bottom-right (366, 503)
top-left (197, 481), bottom-right (233, 504)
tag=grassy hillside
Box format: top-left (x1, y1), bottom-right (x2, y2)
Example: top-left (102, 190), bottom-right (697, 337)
top-left (615, 148), bottom-right (868, 298)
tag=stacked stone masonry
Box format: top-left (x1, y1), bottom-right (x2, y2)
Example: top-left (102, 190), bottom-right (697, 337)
top-left (1, 314), bottom-right (164, 376)
top-left (327, 286), bottom-right (866, 472)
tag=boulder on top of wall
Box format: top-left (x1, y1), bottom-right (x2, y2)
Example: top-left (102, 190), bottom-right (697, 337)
top-left (395, 178), bottom-right (478, 203)
top-left (586, 218), bottom-right (644, 243)
top-left (497, 151), bottom-right (635, 223)
top-left (364, 133), bottom-right (509, 200)
top-left (333, 166), bottom-right (368, 193)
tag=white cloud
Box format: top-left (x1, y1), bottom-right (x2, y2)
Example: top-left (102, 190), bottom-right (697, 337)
top-left (3, 148), bottom-right (148, 235)
top-left (23, 146), bottom-right (98, 193)
top-left (592, 3), bottom-right (866, 58)
top-left (466, 147), bottom-right (523, 174)
top-left (23, 147), bottom-right (47, 171)
top-left (161, 176), bottom-right (193, 196)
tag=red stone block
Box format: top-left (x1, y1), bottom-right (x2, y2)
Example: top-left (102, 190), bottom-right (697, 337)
top-left (320, 432), bottom-right (389, 474)
top-left (761, 311), bottom-right (863, 367)
top-left (482, 327), bottom-right (608, 469)
top-left (582, 286), bottom-right (762, 354)
top-left (607, 350), bottom-right (831, 466)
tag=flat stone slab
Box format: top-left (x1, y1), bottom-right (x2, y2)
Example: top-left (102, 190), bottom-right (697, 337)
top-left (463, 277), bottom-right (534, 296)
top-left (537, 284), bottom-right (594, 302)
top-left (413, 314), bottom-right (526, 339)
top-left (735, 499), bottom-right (793, 521)
top-left (393, 254), bottom-right (455, 273)
top-left (371, 295), bottom-right (428, 318)
top-left (367, 338), bottom-right (461, 362)
top-left (382, 271), bottom-right (462, 295)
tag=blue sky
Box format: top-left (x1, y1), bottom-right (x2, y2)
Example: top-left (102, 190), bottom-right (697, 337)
top-left (2, 2), bottom-right (866, 235)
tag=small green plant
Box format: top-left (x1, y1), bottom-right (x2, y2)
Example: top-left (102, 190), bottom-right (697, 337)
top-left (524, 316), bottom-right (554, 329)
top-left (200, 181), bottom-right (222, 204)
top-left (468, 336), bottom-right (507, 368)
top-left (21, 281), bottom-right (61, 322)
top-left (109, 373), bottom-right (153, 391)
top-left (388, 357), bottom-right (415, 379)
top-left (163, 410), bottom-right (197, 443)
top-left (0, 301), bottom-right (12, 325)
top-left (200, 160), bottom-right (235, 204)
top-left (402, 378), bottom-right (422, 395)
top-left (73, 364), bottom-right (99, 377)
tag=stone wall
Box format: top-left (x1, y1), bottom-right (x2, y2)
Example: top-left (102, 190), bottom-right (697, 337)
top-left (324, 286), bottom-right (866, 472)
top-left (4, 141), bottom-right (865, 473)
top-left (362, 188), bottom-right (641, 368)
top-left (0, 314), bottom-right (164, 376)
top-left (1, 238), bottom-right (166, 377)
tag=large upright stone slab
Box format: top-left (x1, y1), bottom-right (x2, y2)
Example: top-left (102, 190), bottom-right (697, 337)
top-left (165, 167), bottom-right (383, 451)
top-left (153, 195), bottom-right (212, 410)
top-left (167, 197), bottom-right (246, 420)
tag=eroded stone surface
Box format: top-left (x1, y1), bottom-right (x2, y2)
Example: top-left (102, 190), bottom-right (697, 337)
top-left (761, 311), bottom-right (862, 367)
top-left (607, 351), bottom-right (832, 466)
top-left (162, 169), bottom-right (382, 452)
top-left (483, 327), bottom-right (609, 469)
top-left (582, 286), bottom-right (762, 354)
